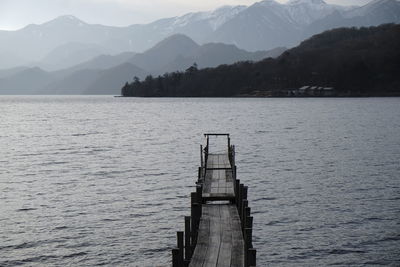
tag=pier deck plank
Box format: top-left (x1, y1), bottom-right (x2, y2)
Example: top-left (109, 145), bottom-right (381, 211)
top-left (189, 204), bottom-right (244, 267)
top-left (203, 154), bottom-right (235, 201)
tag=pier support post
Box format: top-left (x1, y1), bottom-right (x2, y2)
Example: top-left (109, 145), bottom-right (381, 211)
top-left (238, 184), bottom-right (244, 216)
top-left (248, 248), bottom-right (257, 267)
top-left (235, 179), bottom-right (240, 205)
top-left (184, 216), bottom-right (191, 261)
top-left (240, 186), bottom-right (248, 220)
top-left (190, 193), bottom-right (199, 247)
top-left (246, 216), bottom-right (253, 230)
top-left (196, 184), bottom-right (202, 205)
top-left (245, 228), bottom-right (253, 249)
top-left (241, 200), bottom-right (248, 231)
top-left (172, 248), bottom-right (179, 267)
top-left (243, 186), bottom-right (248, 201)
top-left (232, 145), bottom-right (235, 165)
top-left (177, 231), bottom-right (184, 266)
top-left (198, 167), bottom-right (202, 183)
top-left (200, 145), bottom-right (203, 168)
top-left (243, 207), bottom-right (251, 231)
top-left (244, 227), bottom-right (253, 267)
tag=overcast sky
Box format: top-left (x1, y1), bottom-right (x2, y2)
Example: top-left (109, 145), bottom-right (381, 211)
top-left (0, 0), bottom-right (373, 31)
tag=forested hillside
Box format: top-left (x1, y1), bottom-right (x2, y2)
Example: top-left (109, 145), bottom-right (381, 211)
top-left (122, 24), bottom-right (400, 97)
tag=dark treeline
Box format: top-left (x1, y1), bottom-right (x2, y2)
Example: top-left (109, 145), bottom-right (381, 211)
top-left (122, 24), bottom-right (400, 97)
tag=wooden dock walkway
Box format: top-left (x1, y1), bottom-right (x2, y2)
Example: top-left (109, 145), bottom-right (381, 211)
top-left (172, 134), bottom-right (256, 267)
top-left (202, 154), bottom-right (235, 201)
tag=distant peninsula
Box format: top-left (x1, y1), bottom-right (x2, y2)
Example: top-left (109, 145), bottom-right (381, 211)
top-left (121, 24), bottom-right (400, 97)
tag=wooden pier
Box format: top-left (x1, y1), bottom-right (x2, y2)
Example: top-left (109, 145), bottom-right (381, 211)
top-left (172, 134), bottom-right (256, 267)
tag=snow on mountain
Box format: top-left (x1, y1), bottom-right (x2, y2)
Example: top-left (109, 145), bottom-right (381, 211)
top-left (285, 0), bottom-right (339, 25)
top-left (42, 15), bottom-right (87, 27)
top-left (170, 6), bottom-right (246, 31)
top-left (1, 0), bottom-right (399, 70)
top-left (345, 0), bottom-right (400, 18)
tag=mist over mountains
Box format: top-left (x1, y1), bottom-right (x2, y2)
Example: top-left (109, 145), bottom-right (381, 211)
top-left (0, 35), bottom-right (282, 95)
top-left (0, 0), bottom-right (399, 94)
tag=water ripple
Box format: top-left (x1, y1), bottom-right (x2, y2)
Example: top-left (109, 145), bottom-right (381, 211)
top-left (0, 96), bottom-right (400, 266)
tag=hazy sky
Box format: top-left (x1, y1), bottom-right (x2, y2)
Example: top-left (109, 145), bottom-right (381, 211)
top-left (0, 0), bottom-right (373, 31)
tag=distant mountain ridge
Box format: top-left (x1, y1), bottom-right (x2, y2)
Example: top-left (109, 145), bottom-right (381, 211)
top-left (0, 34), bottom-right (281, 95)
top-left (0, 0), bottom-right (399, 70)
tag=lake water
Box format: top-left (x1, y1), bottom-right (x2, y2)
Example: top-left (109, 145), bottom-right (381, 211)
top-left (1, 96), bottom-right (399, 266)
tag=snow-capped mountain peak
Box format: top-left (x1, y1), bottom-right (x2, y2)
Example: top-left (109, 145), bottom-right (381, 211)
top-left (288, 0), bottom-right (327, 5)
top-left (169, 5), bottom-right (246, 31)
top-left (346, 0), bottom-right (400, 18)
top-left (43, 15), bottom-right (87, 27)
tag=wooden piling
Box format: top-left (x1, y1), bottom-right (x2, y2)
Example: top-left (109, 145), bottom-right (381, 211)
top-left (196, 184), bottom-right (202, 205)
top-left (172, 248), bottom-right (179, 267)
top-left (177, 231), bottom-right (184, 266)
top-left (241, 200), bottom-right (248, 231)
top-left (200, 145), bottom-right (203, 168)
top-left (238, 184), bottom-right (244, 216)
top-left (184, 216), bottom-right (191, 261)
top-left (248, 248), bottom-right (257, 267)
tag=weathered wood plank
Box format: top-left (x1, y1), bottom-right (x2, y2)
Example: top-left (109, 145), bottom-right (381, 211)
top-left (202, 154), bottom-right (234, 201)
top-left (206, 154), bottom-right (231, 169)
top-left (202, 205), bottom-right (221, 266)
top-left (217, 206), bottom-right (232, 267)
top-left (189, 204), bottom-right (244, 267)
top-left (189, 209), bottom-right (210, 267)
top-left (229, 205), bottom-right (244, 267)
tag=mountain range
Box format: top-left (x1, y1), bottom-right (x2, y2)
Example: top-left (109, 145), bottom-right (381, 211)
top-left (1, 0), bottom-right (399, 71)
top-left (0, 0), bottom-right (399, 94)
top-left (0, 35), bottom-right (282, 95)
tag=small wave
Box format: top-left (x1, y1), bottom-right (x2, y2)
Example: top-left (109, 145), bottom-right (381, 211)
top-left (363, 260), bottom-right (393, 265)
top-left (62, 251), bottom-right (87, 258)
top-left (253, 197), bottom-right (277, 201)
top-left (255, 130), bottom-right (271, 134)
top-left (378, 235), bottom-right (400, 242)
top-left (71, 133), bottom-right (87, 136)
top-left (54, 226), bottom-right (69, 230)
top-left (139, 247), bottom-right (169, 256)
top-left (2, 254), bottom-right (59, 265)
top-left (328, 249), bottom-right (366, 255)
top-left (16, 208), bottom-right (37, 212)
top-left (265, 220), bottom-right (281, 226)
top-left (36, 161), bottom-right (68, 166)
top-left (298, 227), bottom-right (315, 232)
top-left (0, 241), bottom-right (36, 251)
top-left (143, 172), bottom-right (167, 177)
top-left (101, 218), bottom-right (119, 222)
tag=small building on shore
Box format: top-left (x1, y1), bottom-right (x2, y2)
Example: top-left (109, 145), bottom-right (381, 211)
top-left (286, 86), bottom-right (336, 96)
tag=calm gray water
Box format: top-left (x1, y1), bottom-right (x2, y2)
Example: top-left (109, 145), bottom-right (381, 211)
top-left (1, 96), bottom-right (399, 266)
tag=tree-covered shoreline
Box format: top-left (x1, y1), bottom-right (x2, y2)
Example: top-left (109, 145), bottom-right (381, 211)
top-left (122, 24), bottom-right (400, 97)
